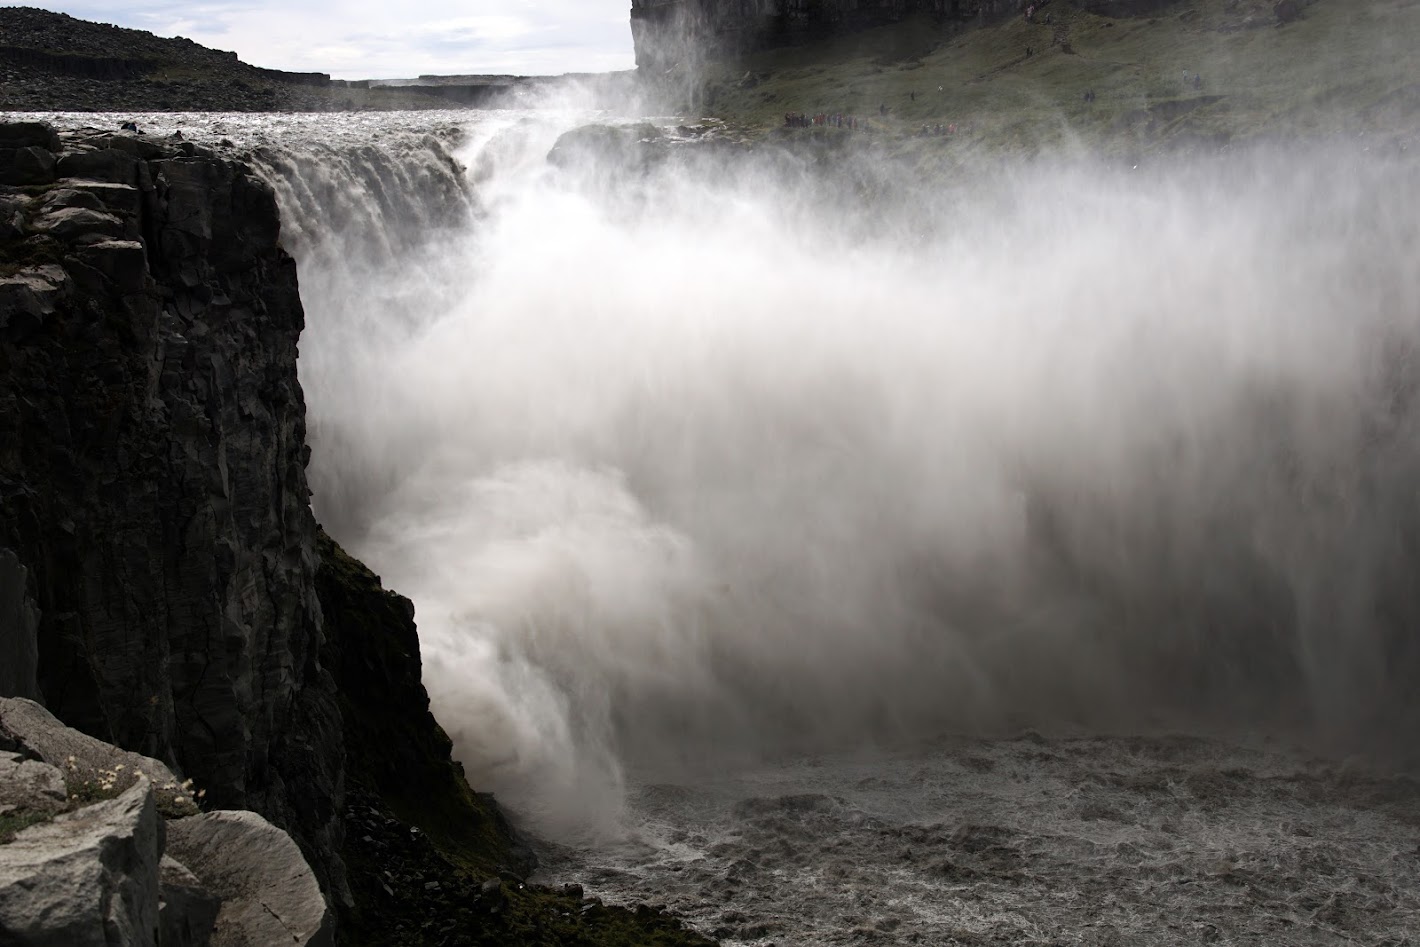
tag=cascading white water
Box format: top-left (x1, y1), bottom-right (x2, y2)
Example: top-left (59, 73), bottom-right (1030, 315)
top-left (76, 109), bottom-right (1420, 822)
top-left (47, 108), bottom-right (1420, 945)
top-left (195, 111), bottom-right (1420, 842)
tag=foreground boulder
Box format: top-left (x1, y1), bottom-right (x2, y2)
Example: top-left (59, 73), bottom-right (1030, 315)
top-left (0, 696), bottom-right (332, 946)
top-left (166, 810), bottom-right (333, 947)
top-left (0, 779), bottom-right (162, 946)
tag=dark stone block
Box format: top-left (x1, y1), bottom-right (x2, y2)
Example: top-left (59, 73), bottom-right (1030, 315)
top-left (0, 146), bottom-right (57, 186)
top-left (0, 121), bottom-right (60, 151)
top-left (55, 148), bottom-right (141, 186)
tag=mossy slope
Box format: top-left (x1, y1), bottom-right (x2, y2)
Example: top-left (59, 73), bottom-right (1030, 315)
top-left (696, 0), bottom-right (1420, 160)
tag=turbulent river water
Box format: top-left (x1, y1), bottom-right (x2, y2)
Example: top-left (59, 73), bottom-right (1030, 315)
top-left (46, 109), bottom-right (1420, 944)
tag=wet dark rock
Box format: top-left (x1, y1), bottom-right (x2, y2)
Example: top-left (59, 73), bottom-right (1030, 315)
top-left (0, 551), bottom-right (39, 701)
top-left (546, 123), bottom-right (668, 192)
top-left (55, 147), bottom-right (143, 186)
top-left (0, 121), bottom-right (60, 151)
top-left (0, 145), bottom-right (56, 185)
top-left (74, 240), bottom-right (149, 295)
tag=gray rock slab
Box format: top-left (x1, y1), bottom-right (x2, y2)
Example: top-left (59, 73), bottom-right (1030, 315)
top-left (38, 186), bottom-right (108, 213)
top-left (0, 121), bottom-right (60, 151)
top-left (0, 778), bottom-right (162, 947)
top-left (62, 180), bottom-right (144, 217)
top-left (29, 205), bottom-right (127, 241)
top-left (165, 810), bottom-right (332, 947)
top-left (0, 698), bottom-right (199, 818)
top-left (0, 752), bottom-right (67, 817)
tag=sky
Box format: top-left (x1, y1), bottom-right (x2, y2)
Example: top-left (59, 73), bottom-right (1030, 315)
top-left (27, 0), bottom-right (637, 80)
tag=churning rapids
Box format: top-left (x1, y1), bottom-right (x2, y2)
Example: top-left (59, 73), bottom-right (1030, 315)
top-left (50, 110), bottom-right (1420, 944)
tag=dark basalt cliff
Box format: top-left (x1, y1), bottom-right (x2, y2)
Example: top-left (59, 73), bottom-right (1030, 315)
top-left (629, 0), bottom-right (1183, 68)
top-left (0, 122), bottom-right (713, 947)
top-left (630, 0), bottom-right (1015, 68)
top-left (0, 120), bottom-right (344, 891)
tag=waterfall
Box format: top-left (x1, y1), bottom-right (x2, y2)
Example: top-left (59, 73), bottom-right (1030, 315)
top-left (244, 112), bottom-right (1420, 837)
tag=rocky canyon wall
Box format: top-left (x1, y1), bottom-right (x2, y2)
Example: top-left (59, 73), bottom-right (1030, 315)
top-left (630, 0), bottom-right (1021, 68)
top-left (0, 120), bottom-right (346, 898)
top-left (629, 0), bottom-right (1186, 69)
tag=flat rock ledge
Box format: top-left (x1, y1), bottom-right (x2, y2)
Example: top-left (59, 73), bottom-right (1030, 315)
top-left (0, 698), bottom-right (330, 947)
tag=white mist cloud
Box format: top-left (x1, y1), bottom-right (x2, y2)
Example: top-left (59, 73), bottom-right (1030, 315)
top-left (247, 111), bottom-right (1420, 840)
top-left (27, 0), bottom-right (635, 78)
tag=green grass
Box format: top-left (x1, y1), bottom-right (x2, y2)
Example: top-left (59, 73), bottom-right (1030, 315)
top-left (692, 0), bottom-right (1420, 161)
top-left (0, 809), bottom-right (53, 843)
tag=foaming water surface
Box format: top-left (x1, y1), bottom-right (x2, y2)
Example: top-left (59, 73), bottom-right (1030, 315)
top-left (45, 110), bottom-right (1420, 943)
top-left (540, 734), bottom-right (1420, 945)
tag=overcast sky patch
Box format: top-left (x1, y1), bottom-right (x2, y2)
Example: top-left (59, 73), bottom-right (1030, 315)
top-left (25, 0), bottom-right (636, 79)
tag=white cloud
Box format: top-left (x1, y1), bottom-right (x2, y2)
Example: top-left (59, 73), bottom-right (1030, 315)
top-left (25, 0), bottom-right (636, 79)
top-left (422, 14), bottom-right (536, 43)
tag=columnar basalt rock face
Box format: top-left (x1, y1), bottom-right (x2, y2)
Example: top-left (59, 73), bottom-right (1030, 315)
top-left (0, 124), bottom-right (345, 903)
top-left (630, 0), bottom-right (1024, 68)
top-left (628, 0), bottom-right (1186, 68)
top-left (0, 550), bottom-right (40, 702)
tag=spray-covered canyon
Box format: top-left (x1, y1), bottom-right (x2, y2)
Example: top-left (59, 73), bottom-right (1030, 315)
top-left (151, 103), bottom-right (1420, 944)
top-left (3, 1), bottom-right (1420, 944)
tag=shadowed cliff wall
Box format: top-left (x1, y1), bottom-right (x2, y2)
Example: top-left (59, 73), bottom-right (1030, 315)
top-left (0, 122), bottom-right (349, 902)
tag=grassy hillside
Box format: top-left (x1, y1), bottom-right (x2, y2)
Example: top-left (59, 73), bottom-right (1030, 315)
top-left (694, 0), bottom-right (1419, 160)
